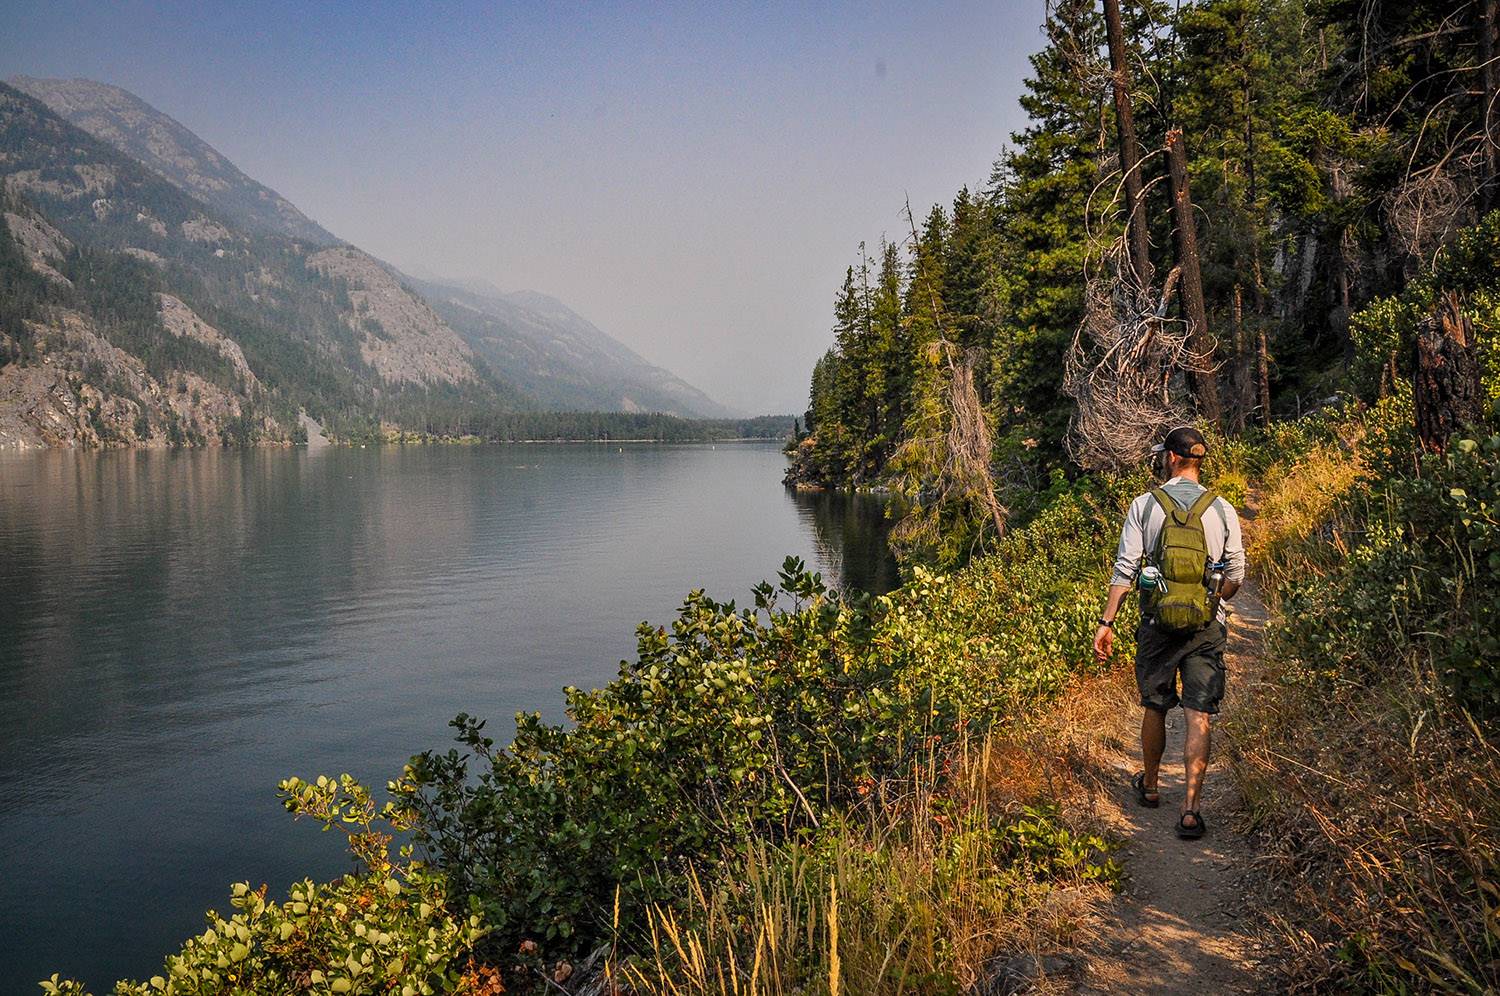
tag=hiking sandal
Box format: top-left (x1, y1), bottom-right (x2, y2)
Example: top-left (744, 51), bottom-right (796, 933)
top-left (1177, 810), bottom-right (1207, 839)
top-left (1131, 772), bottom-right (1160, 808)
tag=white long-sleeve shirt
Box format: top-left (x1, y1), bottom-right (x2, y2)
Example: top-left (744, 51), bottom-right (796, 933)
top-left (1110, 477), bottom-right (1246, 621)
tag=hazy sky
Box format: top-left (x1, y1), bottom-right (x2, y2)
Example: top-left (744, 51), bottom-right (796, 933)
top-left (4, 1), bottom-right (1045, 415)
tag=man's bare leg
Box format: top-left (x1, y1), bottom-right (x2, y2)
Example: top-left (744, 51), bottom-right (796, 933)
top-left (1141, 707), bottom-right (1166, 798)
top-left (1182, 707), bottom-right (1212, 827)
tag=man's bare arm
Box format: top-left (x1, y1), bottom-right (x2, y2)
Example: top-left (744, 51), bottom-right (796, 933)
top-left (1102, 583), bottom-right (1131, 621)
top-left (1093, 583), bottom-right (1132, 663)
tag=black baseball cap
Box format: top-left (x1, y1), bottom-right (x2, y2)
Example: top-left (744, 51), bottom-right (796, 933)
top-left (1151, 425), bottom-right (1209, 459)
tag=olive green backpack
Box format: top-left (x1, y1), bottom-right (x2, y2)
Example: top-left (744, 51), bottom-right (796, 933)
top-left (1142, 487), bottom-right (1220, 632)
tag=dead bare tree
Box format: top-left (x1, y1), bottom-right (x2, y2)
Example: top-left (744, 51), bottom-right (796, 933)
top-left (1104, 0), bottom-right (1153, 284)
top-left (888, 201), bottom-right (1007, 554)
top-left (1230, 284), bottom-right (1248, 432)
top-left (1166, 128), bottom-right (1222, 423)
top-left (1483, 0), bottom-right (1499, 212)
top-left (1060, 12), bottom-right (1233, 469)
top-left (1257, 318), bottom-right (1273, 428)
top-left (1413, 291), bottom-right (1483, 452)
top-left (1063, 228), bottom-right (1206, 472)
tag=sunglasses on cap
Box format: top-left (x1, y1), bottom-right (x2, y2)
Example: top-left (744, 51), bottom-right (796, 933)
top-left (1150, 442), bottom-right (1209, 458)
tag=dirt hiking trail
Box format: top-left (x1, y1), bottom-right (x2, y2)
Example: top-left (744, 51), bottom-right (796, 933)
top-left (1063, 584), bottom-right (1271, 995)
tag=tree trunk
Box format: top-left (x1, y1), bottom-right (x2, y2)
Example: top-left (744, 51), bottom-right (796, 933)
top-left (1230, 284), bottom-right (1248, 432)
top-left (1413, 292), bottom-right (1483, 452)
top-left (1257, 325), bottom-right (1272, 427)
top-left (1482, 0), bottom-right (1499, 213)
top-left (1166, 128), bottom-right (1221, 422)
top-left (1104, 0), bottom-right (1152, 283)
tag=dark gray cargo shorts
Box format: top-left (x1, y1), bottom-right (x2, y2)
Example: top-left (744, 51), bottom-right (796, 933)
top-left (1135, 619), bottom-right (1227, 714)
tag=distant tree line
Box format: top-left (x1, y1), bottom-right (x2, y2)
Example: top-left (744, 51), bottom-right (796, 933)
top-left (325, 407), bottom-right (794, 444)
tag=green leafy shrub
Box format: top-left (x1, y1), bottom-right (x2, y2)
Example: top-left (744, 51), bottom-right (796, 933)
top-left (1349, 211), bottom-right (1500, 405)
top-left (42, 776), bottom-right (493, 996)
top-left (396, 482), bottom-right (1125, 963)
top-left (1271, 429), bottom-right (1500, 716)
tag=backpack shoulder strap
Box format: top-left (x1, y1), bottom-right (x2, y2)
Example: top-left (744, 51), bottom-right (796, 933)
top-left (1210, 494), bottom-right (1229, 532)
top-left (1149, 487), bottom-right (1177, 519)
top-left (1186, 488), bottom-right (1220, 522)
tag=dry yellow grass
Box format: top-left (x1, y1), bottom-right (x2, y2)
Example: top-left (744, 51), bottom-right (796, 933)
top-left (1223, 419), bottom-right (1500, 990)
top-left (1228, 649), bottom-right (1500, 990)
top-left (621, 706), bottom-right (1132, 996)
top-left (1246, 437), bottom-right (1365, 602)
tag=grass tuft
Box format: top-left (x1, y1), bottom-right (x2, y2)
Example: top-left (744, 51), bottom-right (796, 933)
top-left (624, 731), bottom-right (1120, 996)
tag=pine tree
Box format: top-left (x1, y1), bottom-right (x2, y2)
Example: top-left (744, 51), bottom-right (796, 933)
top-left (902, 204), bottom-right (952, 446)
top-left (871, 240), bottom-right (908, 466)
top-left (988, 0), bottom-right (1107, 455)
top-left (805, 348), bottom-right (846, 479)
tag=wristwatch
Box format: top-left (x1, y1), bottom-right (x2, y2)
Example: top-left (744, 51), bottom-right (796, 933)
top-left (1097, 618), bottom-right (1115, 629)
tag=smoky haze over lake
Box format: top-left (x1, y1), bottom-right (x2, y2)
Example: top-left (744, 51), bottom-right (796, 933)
top-left (0, 442), bottom-right (895, 991)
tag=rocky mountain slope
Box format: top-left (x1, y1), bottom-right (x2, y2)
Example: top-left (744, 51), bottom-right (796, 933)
top-left (0, 194), bottom-right (287, 448)
top-left (0, 79), bottom-right (735, 447)
top-left (0, 80), bottom-right (510, 448)
top-left (414, 278), bottom-right (736, 417)
top-left (7, 76), bottom-right (337, 245)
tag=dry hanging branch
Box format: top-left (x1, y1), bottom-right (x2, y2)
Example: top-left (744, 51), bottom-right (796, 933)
top-left (1063, 229), bottom-right (1210, 472)
top-left (1385, 168), bottom-right (1465, 267)
top-left (889, 201), bottom-right (1007, 554)
top-left (942, 340), bottom-right (1006, 538)
top-left (1048, 0), bottom-right (1114, 101)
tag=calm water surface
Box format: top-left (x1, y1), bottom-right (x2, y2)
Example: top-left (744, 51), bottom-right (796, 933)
top-left (0, 442), bottom-right (895, 991)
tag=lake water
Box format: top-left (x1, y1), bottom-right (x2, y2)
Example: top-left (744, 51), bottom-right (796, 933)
top-left (0, 442), bottom-right (896, 991)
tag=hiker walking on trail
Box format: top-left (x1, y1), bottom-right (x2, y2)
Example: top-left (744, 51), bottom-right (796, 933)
top-left (1092, 426), bottom-right (1246, 839)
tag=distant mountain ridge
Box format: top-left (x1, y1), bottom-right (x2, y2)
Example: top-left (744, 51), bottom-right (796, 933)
top-left (8, 76), bottom-right (338, 245)
top-left (0, 76), bottom-right (732, 444)
top-left (412, 278), bottom-right (737, 418)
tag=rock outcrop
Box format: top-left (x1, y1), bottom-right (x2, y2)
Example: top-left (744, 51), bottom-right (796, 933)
top-left (156, 293), bottom-right (259, 387)
top-left (3, 205), bottom-right (72, 285)
top-left (307, 247), bottom-right (481, 386)
top-left (0, 310), bottom-right (289, 450)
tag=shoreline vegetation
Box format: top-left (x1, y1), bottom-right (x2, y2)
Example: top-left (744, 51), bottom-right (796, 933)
top-left (0, 414), bottom-right (799, 452)
top-left (320, 413), bottom-right (799, 448)
top-left (346, 436), bottom-right (796, 446)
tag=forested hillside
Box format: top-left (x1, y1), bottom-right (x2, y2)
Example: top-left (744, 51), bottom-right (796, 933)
top-left (791, 0), bottom-right (1497, 562)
